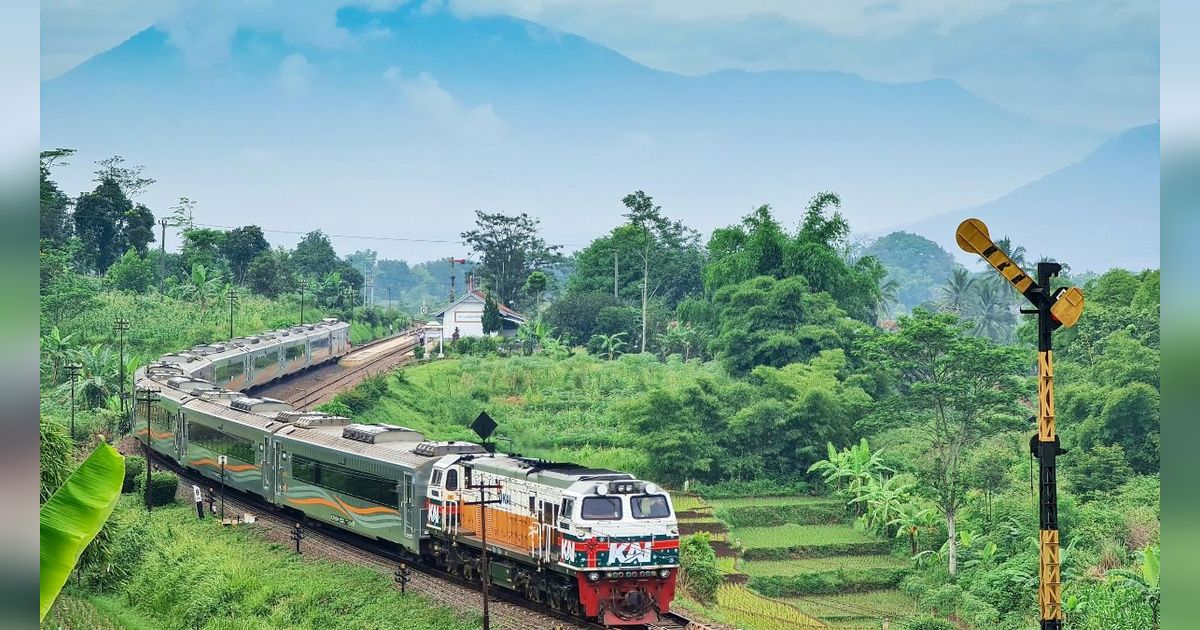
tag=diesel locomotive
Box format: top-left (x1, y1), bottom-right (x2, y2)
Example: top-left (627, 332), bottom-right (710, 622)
top-left (133, 319), bottom-right (680, 626)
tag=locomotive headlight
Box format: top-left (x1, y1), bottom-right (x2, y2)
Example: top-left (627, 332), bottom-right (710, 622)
top-left (645, 483), bottom-right (658, 494)
top-left (587, 572), bottom-right (601, 582)
top-left (658, 569), bottom-right (671, 578)
top-left (595, 484), bottom-right (608, 495)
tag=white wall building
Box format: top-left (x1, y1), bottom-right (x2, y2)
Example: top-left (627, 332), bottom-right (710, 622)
top-left (432, 290), bottom-right (526, 342)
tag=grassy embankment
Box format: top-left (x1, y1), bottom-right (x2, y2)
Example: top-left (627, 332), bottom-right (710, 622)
top-left (42, 496), bottom-right (477, 630)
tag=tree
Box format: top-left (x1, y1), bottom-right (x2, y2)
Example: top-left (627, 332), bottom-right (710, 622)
top-left (171, 263), bottom-right (222, 312)
top-left (545, 291), bottom-right (622, 345)
top-left (245, 249), bottom-right (296, 298)
top-left (1068, 444), bottom-right (1134, 502)
top-left (122, 204), bottom-right (156, 256)
top-left (40, 149), bottom-right (75, 246)
top-left (105, 249), bottom-right (155, 293)
top-left (482, 292), bottom-right (502, 334)
top-left (869, 309), bottom-right (1027, 575)
top-left (1106, 545), bottom-right (1160, 628)
top-left (179, 227), bottom-right (226, 275)
top-left (73, 179), bottom-right (131, 273)
top-left (93, 155), bottom-right (155, 198)
top-left (220, 225), bottom-right (270, 282)
top-left (292, 230), bottom-right (340, 278)
top-left (39, 327), bottom-right (78, 385)
top-left (971, 280), bottom-right (1016, 342)
top-left (864, 231), bottom-right (959, 313)
top-left (622, 191), bottom-right (702, 352)
top-left (461, 211), bottom-right (562, 307)
top-left (888, 501), bottom-right (940, 556)
top-left (523, 270), bottom-right (550, 313)
top-left (938, 268), bottom-right (976, 317)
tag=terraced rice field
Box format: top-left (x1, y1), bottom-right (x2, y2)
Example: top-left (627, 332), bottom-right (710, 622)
top-left (711, 585), bottom-right (826, 629)
top-left (742, 555), bottom-right (910, 576)
top-left (730, 524), bottom-right (879, 549)
top-left (672, 494), bottom-right (709, 512)
top-left (708, 495), bottom-right (837, 508)
top-left (784, 590), bottom-right (920, 625)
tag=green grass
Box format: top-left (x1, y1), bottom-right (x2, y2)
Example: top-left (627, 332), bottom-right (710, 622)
top-left (730, 524), bottom-right (880, 549)
top-left (709, 496), bottom-right (838, 508)
top-left (783, 589), bottom-right (920, 622)
top-left (742, 555), bottom-right (909, 577)
top-left (672, 494), bottom-right (709, 512)
top-left (102, 498), bottom-right (476, 629)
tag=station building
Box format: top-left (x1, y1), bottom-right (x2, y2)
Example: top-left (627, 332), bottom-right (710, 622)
top-left (431, 289), bottom-right (526, 341)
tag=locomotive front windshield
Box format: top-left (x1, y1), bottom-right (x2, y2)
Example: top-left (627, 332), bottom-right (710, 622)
top-left (631, 494), bottom-right (671, 519)
top-left (581, 496), bottom-right (622, 520)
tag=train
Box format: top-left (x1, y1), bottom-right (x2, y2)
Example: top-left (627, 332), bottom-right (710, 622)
top-left (133, 319), bottom-right (680, 626)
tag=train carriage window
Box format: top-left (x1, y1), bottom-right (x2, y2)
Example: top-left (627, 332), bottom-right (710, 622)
top-left (291, 455), bottom-right (398, 506)
top-left (445, 469), bottom-right (458, 491)
top-left (631, 495), bottom-right (671, 519)
top-left (253, 351), bottom-right (279, 369)
top-left (214, 360), bottom-right (246, 382)
top-left (284, 344), bottom-right (305, 360)
top-left (187, 423), bottom-right (256, 464)
top-left (310, 335), bottom-right (331, 349)
top-left (581, 496), bottom-right (622, 521)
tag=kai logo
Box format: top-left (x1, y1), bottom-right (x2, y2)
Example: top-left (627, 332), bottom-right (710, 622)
top-left (607, 541), bottom-right (651, 565)
top-left (427, 503), bottom-right (441, 525)
top-left (560, 538), bottom-right (576, 559)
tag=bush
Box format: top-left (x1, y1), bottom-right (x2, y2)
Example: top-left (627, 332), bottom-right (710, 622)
top-left (122, 455), bottom-right (145, 493)
top-left (750, 567), bottom-right (907, 596)
top-left (693, 479), bottom-right (809, 499)
top-left (715, 502), bottom-right (843, 528)
top-left (136, 471), bottom-right (179, 507)
top-left (40, 417), bottom-right (72, 502)
top-left (315, 400), bottom-right (353, 417)
top-left (413, 345), bottom-right (425, 360)
top-left (904, 616), bottom-right (957, 630)
top-left (679, 534), bottom-right (722, 604)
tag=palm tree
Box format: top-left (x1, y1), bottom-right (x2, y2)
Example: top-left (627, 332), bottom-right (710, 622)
top-left (888, 501), bottom-right (940, 556)
top-left (590, 332), bottom-right (628, 361)
top-left (40, 327), bottom-right (78, 384)
top-left (876, 279), bottom-right (900, 322)
top-left (1108, 545), bottom-right (1160, 627)
top-left (973, 281), bottom-right (1016, 341)
top-left (938, 268), bottom-right (976, 316)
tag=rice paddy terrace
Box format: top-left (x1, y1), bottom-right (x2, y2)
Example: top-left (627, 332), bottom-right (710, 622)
top-left (676, 494), bottom-right (920, 629)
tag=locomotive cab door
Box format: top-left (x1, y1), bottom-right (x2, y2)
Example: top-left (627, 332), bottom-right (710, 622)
top-left (262, 438), bottom-right (274, 500)
top-left (401, 472), bottom-right (415, 538)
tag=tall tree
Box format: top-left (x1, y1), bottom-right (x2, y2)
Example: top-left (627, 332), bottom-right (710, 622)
top-left (72, 179), bottom-right (131, 273)
top-left (482, 292), bottom-right (502, 334)
top-left (938, 268), bottom-right (977, 317)
top-left (220, 225), bottom-right (270, 282)
top-left (868, 309), bottom-right (1026, 576)
top-left (122, 203), bottom-right (156, 255)
top-left (461, 211), bottom-right (562, 307)
top-left (39, 149), bottom-right (75, 246)
top-left (93, 155), bottom-right (155, 198)
top-left (292, 230), bottom-right (340, 278)
top-left (621, 190), bottom-right (701, 352)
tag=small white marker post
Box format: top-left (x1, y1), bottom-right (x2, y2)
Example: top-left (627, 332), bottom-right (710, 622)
top-left (218, 455), bottom-right (228, 522)
top-left (193, 484), bottom-right (204, 519)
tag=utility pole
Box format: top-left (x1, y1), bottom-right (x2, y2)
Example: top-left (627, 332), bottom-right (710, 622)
top-left (114, 318), bottom-right (130, 417)
top-left (613, 249), bottom-right (619, 299)
top-left (463, 472), bottom-right (503, 630)
top-left (135, 387), bottom-right (161, 512)
top-left (299, 281), bottom-right (306, 326)
top-left (448, 258), bottom-right (466, 302)
top-left (65, 363), bottom-right (82, 440)
top-left (226, 287), bottom-right (239, 339)
top-left (158, 218), bottom-right (168, 295)
top-left (956, 218), bottom-right (1084, 630)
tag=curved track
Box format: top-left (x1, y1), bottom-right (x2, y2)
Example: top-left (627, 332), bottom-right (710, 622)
top-left (158, 332), bottom-right (707, 629)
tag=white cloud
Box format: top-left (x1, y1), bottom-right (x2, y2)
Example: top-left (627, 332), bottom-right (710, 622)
top-left (276, 53), bottom-right (313, 94)
top-left (385, 68), bottom-right (508, 142)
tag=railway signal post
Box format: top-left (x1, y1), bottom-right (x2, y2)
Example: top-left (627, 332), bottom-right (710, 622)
top-left (218, 454), bottom-right (228, 522)
top-left (135, 387), bottom-right (161, 512)
top-left (226, 287), bottom-right (239, 339)
top-left (956, 218), bottom-right (1084, 629)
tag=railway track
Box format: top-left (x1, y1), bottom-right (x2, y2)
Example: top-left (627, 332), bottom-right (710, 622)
top-left (248, 329), bottom-right (422, 409)
top-left (160, 328), bottom-right (713, 629)
top-left (151, 449), bottom-right (703, 630)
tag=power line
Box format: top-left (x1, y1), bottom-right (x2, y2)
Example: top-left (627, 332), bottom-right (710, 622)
top-left (190, 222), bottom-right (588, 249)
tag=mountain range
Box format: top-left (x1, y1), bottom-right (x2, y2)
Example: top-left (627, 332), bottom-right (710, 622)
top-left (41, 5), bottom-right (1154, 268)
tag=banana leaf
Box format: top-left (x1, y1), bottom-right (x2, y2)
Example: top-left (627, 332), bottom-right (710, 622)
top-left (39, 442), bottom-right (124, 621)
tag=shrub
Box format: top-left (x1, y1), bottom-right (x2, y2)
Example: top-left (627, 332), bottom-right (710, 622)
top-left (413, 345), bottom-right (425, 360)
top-left (315, 400), bottom-right (353, 417)
top-left (136, 471), bottom-right (179, 507)
top-left (693, 479), bottom-right (809, 499)
top-left (332, 389), bottom-right (373, 414)
top-left (122, 455), bottom-right (145, 493)
top-left (40, 417), bottom-right (72, 502)
top-left (679, 534), bottom-right (722, 604)
top-left (904, 616), bottom-right (957, 630)
top-left (750, 567), bottom-right (907, 596)
top-left (715, 503), bottom-right (843, 528)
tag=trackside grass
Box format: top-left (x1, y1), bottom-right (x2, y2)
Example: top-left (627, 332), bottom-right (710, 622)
top-left (96, 498), bottom-right (477, 630)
